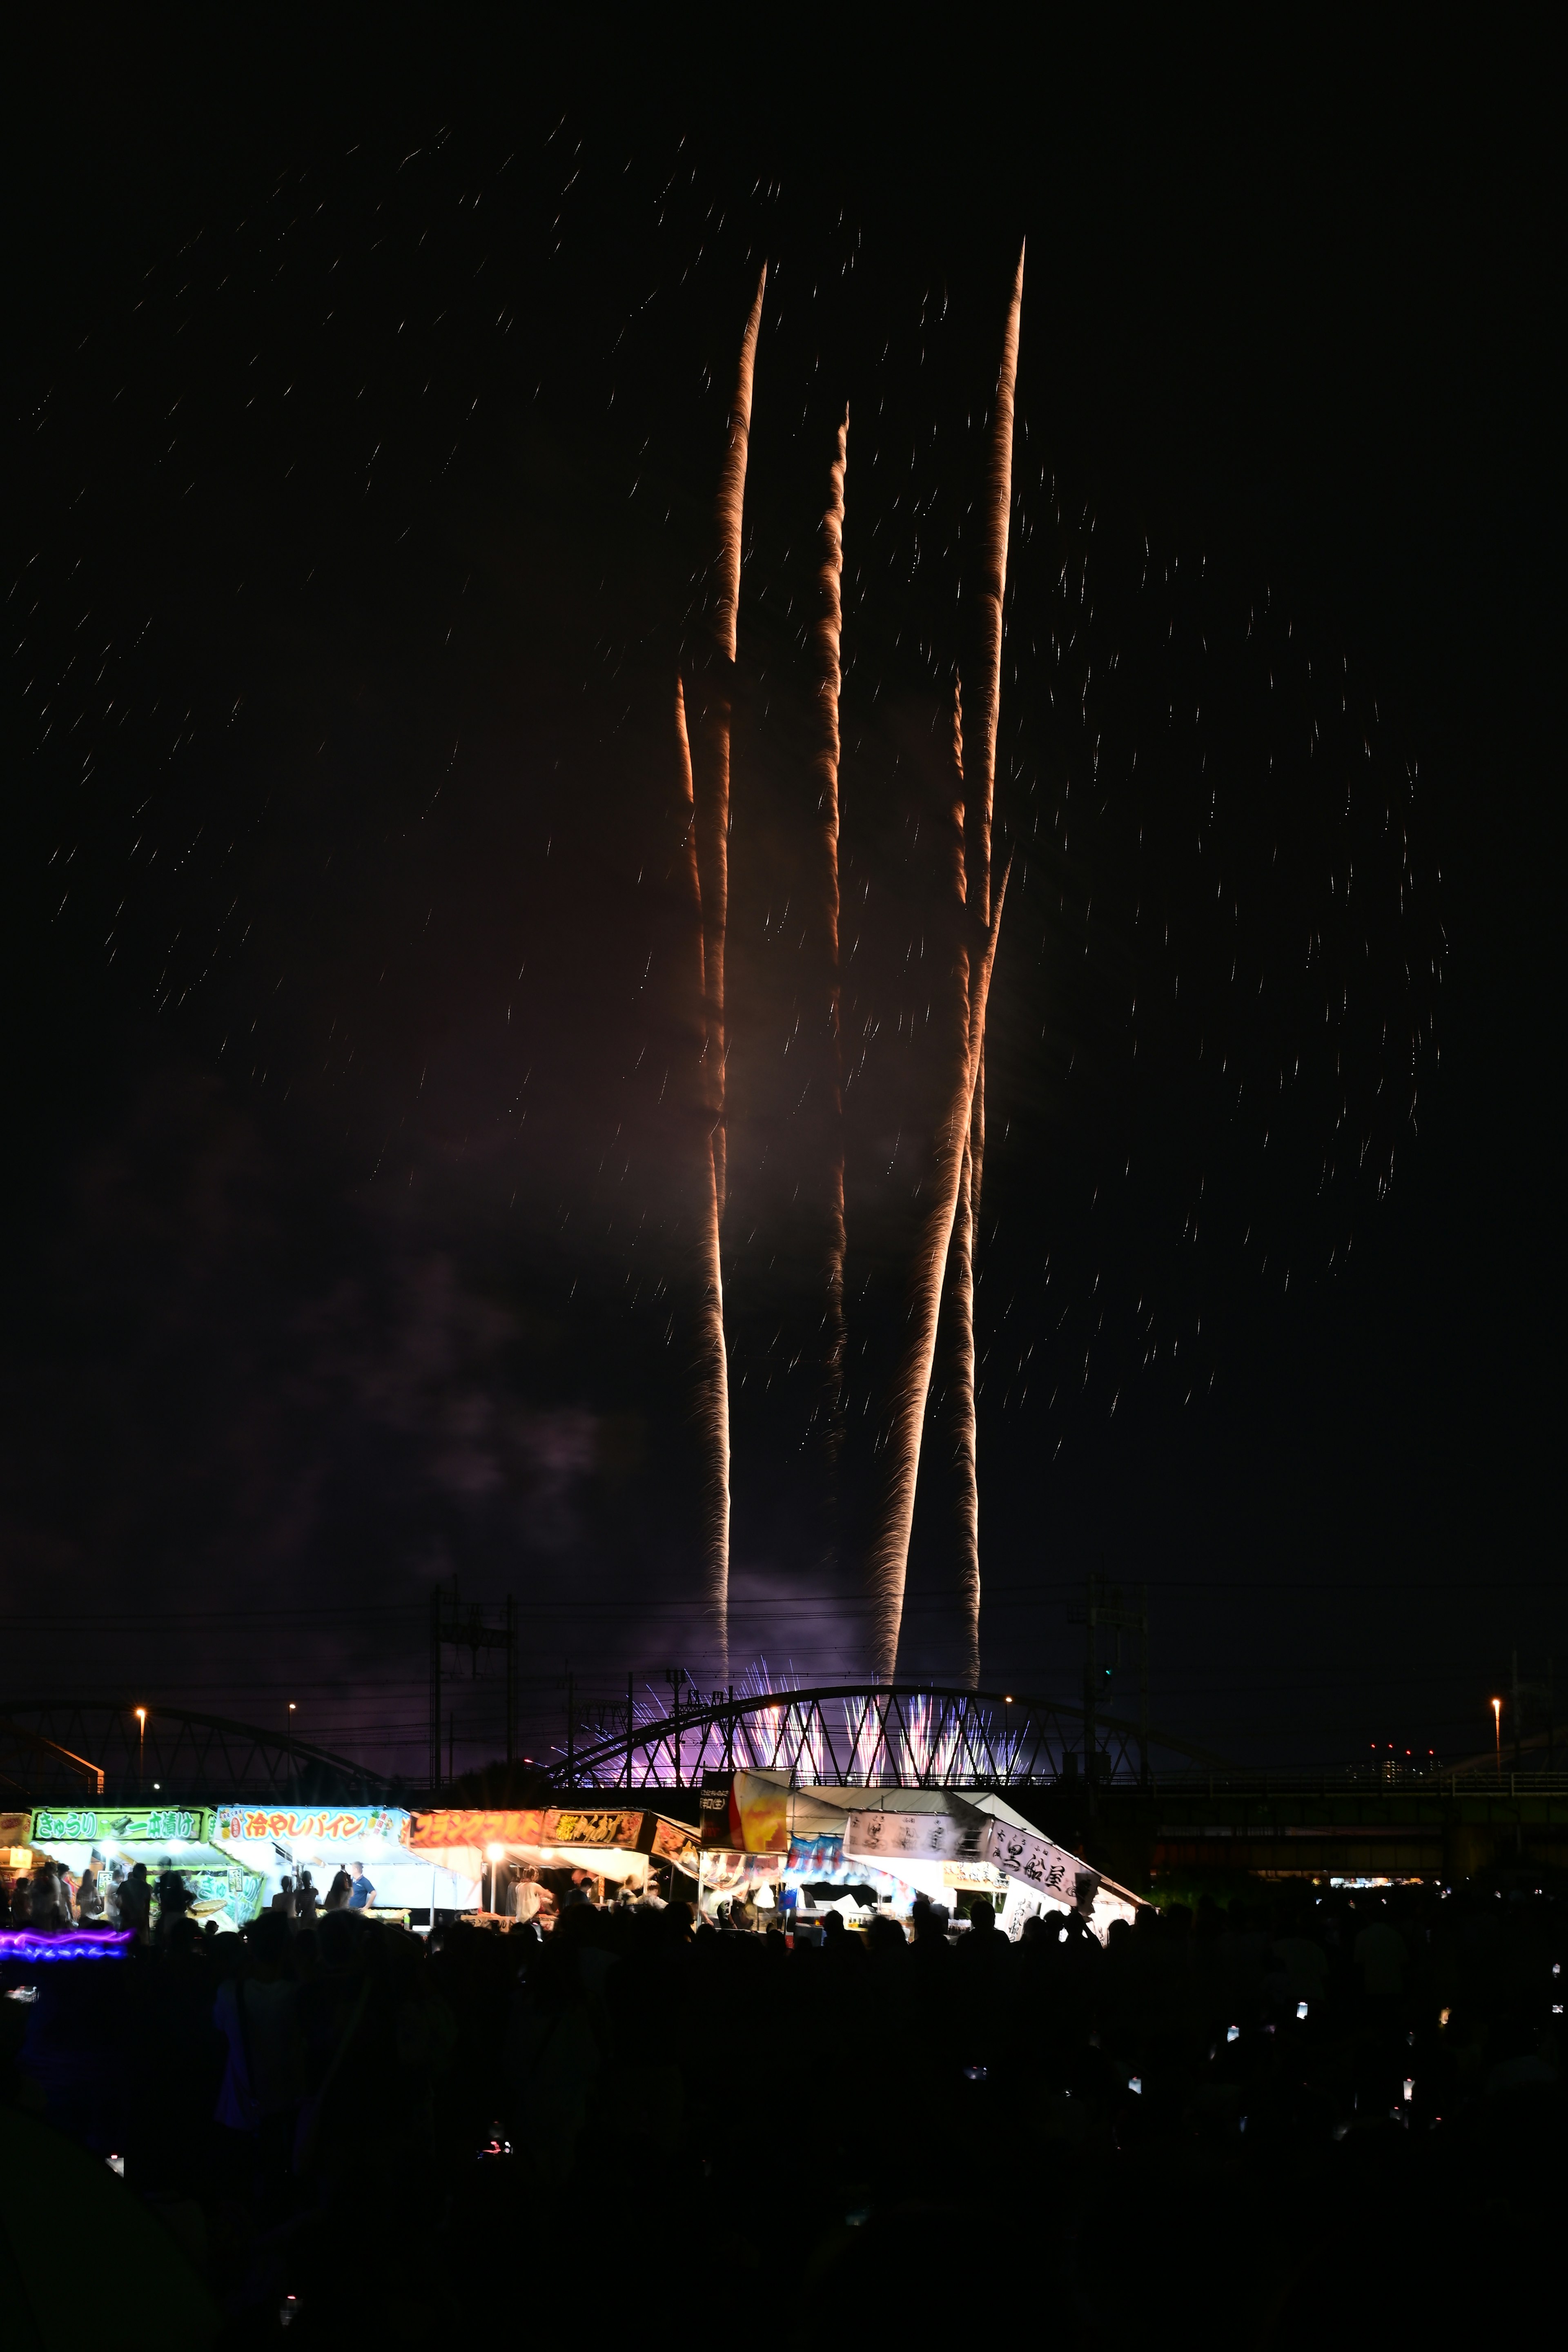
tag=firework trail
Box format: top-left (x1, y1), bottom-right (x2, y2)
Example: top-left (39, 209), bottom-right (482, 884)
top-left (941, 680), bottom-right (982, 1684)
top-left (947, 245), bottom-right (1024, 1684)
top-left (675, 678), bottom-right (731, 1673)
top-left (690, 266), bottom-right (766, 1227)
top-left (683, 270), bottom-right (764, 1674)
top-left (869, 858), bottom-right (1012, 1681)
top-left (812, 409), bottom-right (849, 1454)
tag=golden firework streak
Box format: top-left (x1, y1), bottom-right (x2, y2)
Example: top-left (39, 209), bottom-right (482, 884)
top-left (869, 858), bottom-right (1011, 1681)
top-left (685, 269), bottom-right (764, 1673)
top-left (813, 411), bottom-right (849, 1450)
top-left (675, 679), bottom-right (731, 1675)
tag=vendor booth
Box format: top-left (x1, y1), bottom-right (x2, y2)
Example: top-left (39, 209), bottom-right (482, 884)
top-left (410, 1804), bottom-right (703, 1924)
top-left (209, 1804), bottom-right (474, 1922)
top-left (23, 1804), bottom-right (266, 1931)
top-left (698, 1773), bottom-right (1143, 1940)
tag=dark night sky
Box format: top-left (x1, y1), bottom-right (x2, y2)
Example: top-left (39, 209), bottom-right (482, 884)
top-left (3, 31), bottom-right (1560, 1776)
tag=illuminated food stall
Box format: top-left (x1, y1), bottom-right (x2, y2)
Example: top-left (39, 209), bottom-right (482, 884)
top-left (209, 1804), bottom-right (475, 1922)
top-left (410, 1804), bottom-right (703, 1922)
top-left (697, 1774), bottom-right (1143, 1940)
top-left (24, 1805), bottom-right (266, 1931)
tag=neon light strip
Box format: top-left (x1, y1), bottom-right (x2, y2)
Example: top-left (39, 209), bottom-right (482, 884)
top-left (0, 1930), bottom-right (137, 1961)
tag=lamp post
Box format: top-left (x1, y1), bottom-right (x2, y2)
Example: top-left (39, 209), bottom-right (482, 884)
top-left (486, 1842), bottom-right (506, 1920)
top-left (135, 1708), bottom-right (146, 1795)
top-left (287, 1702), bottom-right (296, 1796)
top-left (1492, 1697), bottom-right (1503, 1777)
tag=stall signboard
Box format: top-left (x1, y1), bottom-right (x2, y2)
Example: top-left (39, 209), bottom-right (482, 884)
top-left (410, 1810), bottom-right (549, 1852)
top-left (212, 1806), bottom-right (408, 1849)
top-left (548, 1808), bottom-right (646, 1851)
top-left (700, 1770), bottom-right (790, 1853)
top-left (409, 1806), bottom-right (697, 1862)
top-left (842, 1809), bottom-right (990, 1867)
top-left (32, 1806), bottom-right (210, 1846)
top-left (981, 1817), bottom-right (1096, 1909)
top-left (648, 1817), bottom-right (702, 1874)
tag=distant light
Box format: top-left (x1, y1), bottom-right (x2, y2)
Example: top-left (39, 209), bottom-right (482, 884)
top-left (486, 1842), bottom-right (506, 1862)
top-left (134, 1708), bottom-right (146, 1726)
top-left (1004, 1695), bottom-right (1014, 1704)
top-left (1296, 2001), bottom-right (1309, 2020)
top-left (1227, 2025), bottom-right (1240, 2042)
top-left (1127, 2075), bottom-right (1142, 2096)
top-left (1403, 2078), bottom-right (1415, 2103)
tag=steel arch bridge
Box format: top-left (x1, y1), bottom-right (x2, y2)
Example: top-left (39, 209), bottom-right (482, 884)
top-left (0, 1702), bottom-right (396, 1804)
top-left (564, 1683), bottom-right (1226, 1792)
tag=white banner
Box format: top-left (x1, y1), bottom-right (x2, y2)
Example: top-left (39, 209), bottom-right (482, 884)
top-left (841, 1810), bottom-right (990, 1866)
top-left (981, 1817), bottom-right (1096, 1908)
top-left (842, 1809), bottom-right (1097, 1910)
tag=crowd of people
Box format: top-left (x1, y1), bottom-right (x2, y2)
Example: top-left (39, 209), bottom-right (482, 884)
top-left (1, 1870), bottom-right (1563, 2340)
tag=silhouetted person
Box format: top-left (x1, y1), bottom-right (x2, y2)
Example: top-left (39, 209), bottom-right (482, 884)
top-left (77, 1855), bottom-right (105, 1923)
top-left (324, 1867), bottom-right (352, 1912)
top-left (294, 1869), bottom-right (320, 1930)
top-left (271, 1875), bottom-right (297, 1922)
top-left (120, 1862), bottom-right (152, 1941)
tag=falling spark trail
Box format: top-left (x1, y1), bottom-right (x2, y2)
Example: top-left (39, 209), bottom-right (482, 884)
top-left (813, 409), bottom-right (849, 1459)
top-left (692, 265), bottom-right (766, 1228)
top-left (685, 269), bottom-right (764, 1676)
top-left (870, 858), bottom-right (1012, 1681)
top-left (675, 679), bottom-right (730, 1670)
top-left (948, 243), bottom-right (1023, 1684)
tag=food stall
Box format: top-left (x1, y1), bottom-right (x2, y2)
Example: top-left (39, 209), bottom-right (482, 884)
top-left (209, 1804), bottom-right (475, 1923)
top-left (24, 1804), bottom-right (266, 1931)
top-left (697, 1774), bottom-right (1143, 1940)
top-left (410, 1804), bottom-right (703, 1924)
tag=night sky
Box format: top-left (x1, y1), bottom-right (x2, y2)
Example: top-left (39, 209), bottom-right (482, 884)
top-left (4, 33), bottom-right (1559, 1778)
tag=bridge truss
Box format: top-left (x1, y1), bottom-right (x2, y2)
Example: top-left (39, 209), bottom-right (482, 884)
top-left (565, 1682), bottom-right (1226, 1791)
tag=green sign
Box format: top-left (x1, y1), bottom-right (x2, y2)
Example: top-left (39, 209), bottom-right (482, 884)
top-left (31, 1806), bottom-right (212, 1846)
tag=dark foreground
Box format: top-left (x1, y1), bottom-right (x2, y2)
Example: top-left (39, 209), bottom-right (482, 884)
top-left (2, 1884), bottom-right (1563, 2344)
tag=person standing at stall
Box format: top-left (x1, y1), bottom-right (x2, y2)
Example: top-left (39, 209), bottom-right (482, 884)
top-left (77, 1855), bottom-right (104, 1924)
top-left (323, 1868), bottom-right (352, 1913)
top-left (120, 1862), bottom-right (152, 1942)
top-left (294, 1869), bottom-right (320, 1930)
top-left (346, 1861), bottom-right (374, 1911)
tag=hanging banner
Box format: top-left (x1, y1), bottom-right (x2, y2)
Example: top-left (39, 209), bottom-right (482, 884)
top-left (841, 1809), bottom-right (990, 1866)
top-left (211, 1806), bottom-right (409, 1849)
top-left (700, 1771), bottom-right (790, 1854)
top-left (980, 1817), bottom-right (1094, 1907)
top-left (31, 1806), bottom-right (211, 1847)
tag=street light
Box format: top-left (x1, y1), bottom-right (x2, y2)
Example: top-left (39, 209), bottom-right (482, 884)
top-left (135, 1708), bottom-right (147, 1794)
top-left (1492, 1697), bottom-right (1503, 1776)
top-left (486, 1842), bottom-right (506, 1918)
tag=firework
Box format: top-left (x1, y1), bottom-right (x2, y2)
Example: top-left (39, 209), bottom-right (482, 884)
top-left (690, 266), bottom-right (766, 1226)
top-left (869, 859), bottom-right (1011, 1680)
top-left (813, 410), bottom-right (849, 1452)
top-left (675, 677), bottom-right (731, 1675)
top-left (946, 248), bottom-right (1024, 1684)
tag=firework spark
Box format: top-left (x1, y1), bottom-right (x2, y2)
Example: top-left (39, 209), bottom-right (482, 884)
top-left (947, 246), bottom-right (1024, 1684)
top-left (674, 680), bottom-right (731, 1669)
top-left (869, 858), bottom-right (1012, 1680)
top-left (813, 409), bottom-right (849, 1456)
top-left (683, 271), bottom-right (764, 1674)
top-left (690, 265), bottom-right (766, 1227)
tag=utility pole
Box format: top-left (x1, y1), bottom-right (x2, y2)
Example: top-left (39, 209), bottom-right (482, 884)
top-left (506, 1593), bottom-right (517, 1768)
top-left (429, 1587), bottom-right (443, 1794)
top-left (1138, 1583), bottom-right (1150, 1789)
top-left (566, 1672), bottom-right (575, 1790)
top-left (1069, 1568), bottom-right (1150, 1804)
top-left (627, 1671), bottom-right (635, 1791)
